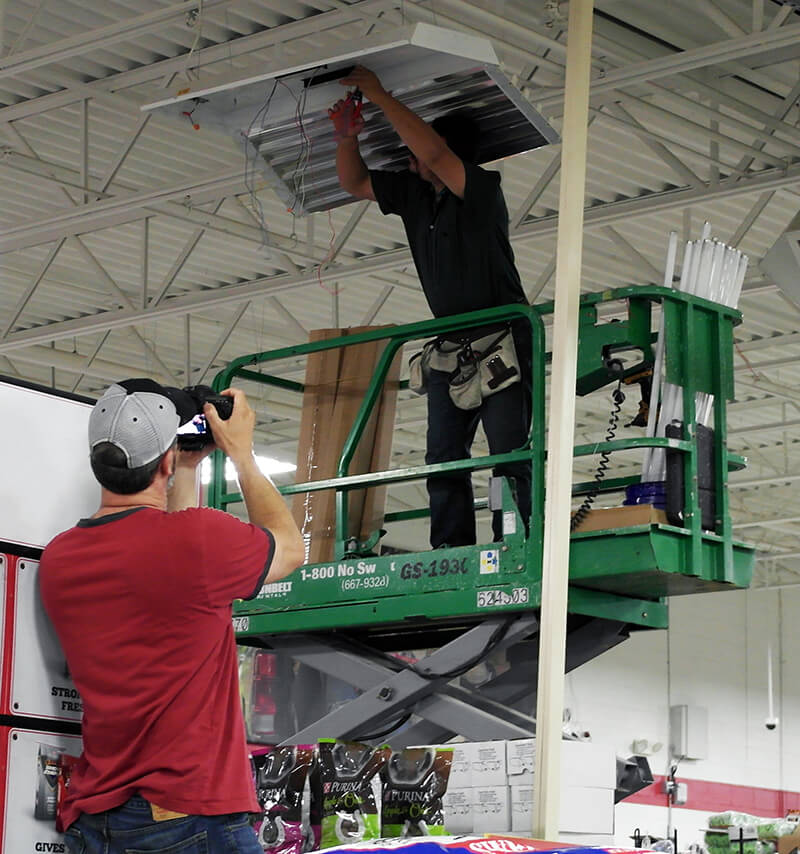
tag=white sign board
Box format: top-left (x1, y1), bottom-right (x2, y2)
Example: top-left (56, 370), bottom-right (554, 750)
top-left (1, 727), bottom-right (82, 854)
top-left (0, 381), bottom-right (98, 550)
top-left (11, 560), bottom-right (82, 722)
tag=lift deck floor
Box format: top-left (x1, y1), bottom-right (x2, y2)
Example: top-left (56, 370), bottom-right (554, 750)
top-left (569, 522), bottom-right (755, 598)
top-left (234, 522), bottom-right (755, 646)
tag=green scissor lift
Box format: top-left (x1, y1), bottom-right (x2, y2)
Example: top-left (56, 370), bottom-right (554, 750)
top-left (209, 286), bottom-right (754, 745)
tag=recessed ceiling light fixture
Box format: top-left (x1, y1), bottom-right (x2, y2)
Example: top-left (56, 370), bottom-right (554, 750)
top-left (141, 23), bottom-right (558, 214)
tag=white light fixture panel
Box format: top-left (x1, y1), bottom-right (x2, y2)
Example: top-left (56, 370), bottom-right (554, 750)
top-left (142, 24), bottom-right (558, 214)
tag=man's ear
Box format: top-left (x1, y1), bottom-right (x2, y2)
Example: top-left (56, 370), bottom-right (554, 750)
top-left (161, 446), bottom-right (177, 478)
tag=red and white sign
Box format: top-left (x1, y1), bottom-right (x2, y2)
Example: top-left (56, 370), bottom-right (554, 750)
top-left (0, 557), bottom-right (82, 722)
top-left (0, 726), bottom-right (82, 854)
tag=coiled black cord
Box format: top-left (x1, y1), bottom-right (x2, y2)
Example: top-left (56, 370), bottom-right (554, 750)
top-left (571, 381), bottom-right (625, 532)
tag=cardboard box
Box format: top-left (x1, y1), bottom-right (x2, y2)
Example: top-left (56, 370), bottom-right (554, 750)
top-left (1, 556), bottom-right (82, 723)
top-left (571, 504), bottom-right (668, 534)
top-left (292, 327), bottom-right (401, 564)
top-left (505, 739), bottom-right (616, 790)
top-left (0, 726), bottom-right (82, 853)
top-left (559, 785), bottom-right (614, 834)
top-left (510, 784), bottom-right (534, 833)
top-left (562, 741), bottom-right (616, 789)
top-left (447, 742), bottom-right (473, 788)
top-left (471, 785), bottom-right (510, 833)
top-left (471, 741), bottom-right (507, 786)
top-left (506, 738), bottom-right (535, 783)
top-left (443, 787), bottom-right (473, 834)
top-left (510, 784), bottom-right (614, 834)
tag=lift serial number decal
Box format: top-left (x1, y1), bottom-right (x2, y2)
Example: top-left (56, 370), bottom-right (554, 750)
top-left (477, 587), bottom-right (529, 608)
top-left (232, 616), bottom-right (250, 632)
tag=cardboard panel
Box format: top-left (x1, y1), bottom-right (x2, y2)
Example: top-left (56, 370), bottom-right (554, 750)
top-left (571, 504), bottom-right (667, 534)
top-left (292, 327), bottom-right (401, 564)
top-left (0, 381), bottom-right (97, 551)
top-left (0, 726), bottom-right (82, 853)
top-left (8, 559), bottom-right (82, 722)
top-left (359, 353), bottom-right (402, 542)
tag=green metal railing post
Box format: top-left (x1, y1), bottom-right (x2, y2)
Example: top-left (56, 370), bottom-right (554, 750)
top-left (712, 310), bottom-right (735, 583)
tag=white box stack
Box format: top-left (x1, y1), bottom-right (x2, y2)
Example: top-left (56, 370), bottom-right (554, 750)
top-left (506, 738), bottom-right (617, 835)
top-left (442, 738), bottom-right (617, 836)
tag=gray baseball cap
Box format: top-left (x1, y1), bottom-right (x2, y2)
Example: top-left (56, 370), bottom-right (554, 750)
top-left (88, 378), bottom-right (196, 468)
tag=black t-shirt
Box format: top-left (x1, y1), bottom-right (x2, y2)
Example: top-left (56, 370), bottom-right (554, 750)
top-left (369, 163), bottom-right (526, 318)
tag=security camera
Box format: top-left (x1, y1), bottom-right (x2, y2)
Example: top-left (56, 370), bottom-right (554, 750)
top-left (765, 716), bottom-right (779, 731)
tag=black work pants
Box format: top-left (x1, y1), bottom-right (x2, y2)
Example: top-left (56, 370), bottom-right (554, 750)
top-left (425, 322), bottom-right (532, 547)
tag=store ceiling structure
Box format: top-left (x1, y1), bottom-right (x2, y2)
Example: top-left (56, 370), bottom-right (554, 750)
top-left (1, 0), bottom-right (799, 586)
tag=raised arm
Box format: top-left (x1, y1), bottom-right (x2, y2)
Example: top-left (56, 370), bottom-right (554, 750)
top-left (330, 97), bottom-right (376, 201)
top-left (339, 66), bottom-right (466, 199)
top-left (167, 445), bottom-right (214, 513)
top-left (336, 136), bottom-right (376, 201)
top-left (204, 388), bottom-right (304, 582)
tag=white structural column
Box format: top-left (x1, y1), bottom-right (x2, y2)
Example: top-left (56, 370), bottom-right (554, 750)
top-left (532, 0), bottom-right (595, 840)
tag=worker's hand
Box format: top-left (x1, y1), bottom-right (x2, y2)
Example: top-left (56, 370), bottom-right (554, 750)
top-left (328, 97), bottom-right (364, 140)
top-left (339, 65), bottom-right (387, 103)
top-left (203, 387), bottom-right (256, 468)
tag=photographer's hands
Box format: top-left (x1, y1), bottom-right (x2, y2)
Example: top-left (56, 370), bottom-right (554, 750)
top-left (202, 387), bottom-right (255, 470)
top-left (168, 389), bottom-right (249, 512)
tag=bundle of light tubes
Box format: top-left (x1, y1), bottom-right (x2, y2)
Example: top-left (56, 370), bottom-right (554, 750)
top-left (641, 225), bottom-right (749, 484)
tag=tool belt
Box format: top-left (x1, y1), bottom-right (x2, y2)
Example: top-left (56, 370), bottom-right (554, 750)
top-left (408, 324), bottom-right (520, 410)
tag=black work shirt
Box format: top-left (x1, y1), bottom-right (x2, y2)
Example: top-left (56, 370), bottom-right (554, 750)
top-left (370, 163), bottom-right (526, 318)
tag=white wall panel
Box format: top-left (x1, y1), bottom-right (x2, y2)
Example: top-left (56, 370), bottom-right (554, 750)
top-left (565, 588), bottom-right (800, 848)
top-left (0, 381), bottom-right (97, 550)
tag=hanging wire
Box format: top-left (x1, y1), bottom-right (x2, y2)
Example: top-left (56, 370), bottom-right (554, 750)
top-left (570, 379), bottom-right (625, 532)
top-left (184, 0), bottom-right (205, 81)
top-left (316, 209), bottom-right (340, 296)
top-left (276, 69), bottom-right (340, 293)
top-left (734, 340), bottom-right (761, 380)
top-left (243, 80), bottom-right (278, 247)
top-left (279, 65), bottom-right (319, 215)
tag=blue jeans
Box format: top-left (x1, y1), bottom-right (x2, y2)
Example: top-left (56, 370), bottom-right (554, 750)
top-left (65, 796), bottom-right (262, 854)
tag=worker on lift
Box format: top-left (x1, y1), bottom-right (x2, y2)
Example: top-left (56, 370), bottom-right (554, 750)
top-left (39, 379), bottom-right (303, 852)
top-left (330, 65), bottom-right (532, 547)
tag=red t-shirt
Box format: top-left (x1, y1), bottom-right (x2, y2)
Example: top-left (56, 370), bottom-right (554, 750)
top-left (39, 506), bottom-right (273, 829)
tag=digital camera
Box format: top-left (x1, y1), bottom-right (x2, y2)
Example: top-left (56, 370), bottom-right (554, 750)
top-left (177, 384), bottom-right (233, 450)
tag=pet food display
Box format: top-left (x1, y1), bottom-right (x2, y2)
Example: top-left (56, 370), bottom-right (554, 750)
top-left (381, 747), bottom-right (452, 838)
top-left (314, 739), bottom-right (390, 849)
top-left (251, 745), bottom-right (314, 854)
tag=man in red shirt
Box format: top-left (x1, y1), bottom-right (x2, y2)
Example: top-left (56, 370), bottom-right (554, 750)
top-left (40, 378), bottom-right (304, 853)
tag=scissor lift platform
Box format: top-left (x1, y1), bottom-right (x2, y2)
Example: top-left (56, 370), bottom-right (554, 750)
top-left (233, 523), bottom-right (755, 647)
top-left (212, 287), bottom-right (755, 741)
